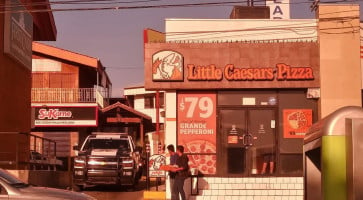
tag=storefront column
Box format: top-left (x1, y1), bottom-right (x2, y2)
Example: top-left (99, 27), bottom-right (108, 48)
top-left (164, 91), bottom-right (177, 199)
top-left (165, 91), bottom-right (177, 146)
top-left (318, 5), bottom-right (361, 118)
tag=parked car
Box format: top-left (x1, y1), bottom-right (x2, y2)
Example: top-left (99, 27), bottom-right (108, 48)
top-left (73, 132), bottom-right (143, 190)
top-left (0, 168), bottom-right (96, 200)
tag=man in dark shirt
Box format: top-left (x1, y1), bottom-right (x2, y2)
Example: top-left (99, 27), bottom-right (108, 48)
top-left (167, 144), bottom-right (178, 200)
top-left (171, 145), bottom-right (189, 200)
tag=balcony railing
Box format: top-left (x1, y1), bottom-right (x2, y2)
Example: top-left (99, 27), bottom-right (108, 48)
top-left (31, 88), bottom-right (109, 107)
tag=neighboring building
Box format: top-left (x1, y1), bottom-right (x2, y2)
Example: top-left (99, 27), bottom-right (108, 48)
top-left (0, 0), bottom-right (57, 169)
top-left (31, 42), bottom-right (112, 168)
top-left (124, 85), bottom-right (165, 153)
top-left (143, 4), bottom-right (361, 200)
top-left (97, 101), bottom-right (154, 148)
top-left (124, 84), bottom-right (165, 125)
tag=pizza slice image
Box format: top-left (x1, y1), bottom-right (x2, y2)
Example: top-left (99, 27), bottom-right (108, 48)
top-left (184, 140), bottom-right (216, 175)
top-left (287, 111), bottom-right (308, 129)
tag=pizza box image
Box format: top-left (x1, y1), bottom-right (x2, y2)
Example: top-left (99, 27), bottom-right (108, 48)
top-left (160, 165), bottom-right (178, 171)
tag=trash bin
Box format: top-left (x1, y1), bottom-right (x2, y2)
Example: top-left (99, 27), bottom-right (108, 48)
top-left (304, 106), bottom-right (363, 200)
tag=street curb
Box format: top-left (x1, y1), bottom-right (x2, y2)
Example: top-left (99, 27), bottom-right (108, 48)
top-left (143, 191), bottom-right (166, 200)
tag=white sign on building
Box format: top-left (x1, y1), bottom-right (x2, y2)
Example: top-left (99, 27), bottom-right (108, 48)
top-left (266, 0), bottom-right (290, 19)
top-left (4, 0), bottom-right (33, 70)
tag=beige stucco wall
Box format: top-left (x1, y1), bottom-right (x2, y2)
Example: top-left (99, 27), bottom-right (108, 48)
top-left (124, 87), bottom-right (165, 124)
top-left (164, 91), bottom-right (177, 199)
top-left (318, 4), bottom-right (362, 118)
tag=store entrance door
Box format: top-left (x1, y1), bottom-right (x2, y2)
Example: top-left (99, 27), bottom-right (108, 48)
top-left (218, 108), bottom-right (276, 176)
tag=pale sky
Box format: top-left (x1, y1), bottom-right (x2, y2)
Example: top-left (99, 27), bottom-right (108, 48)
top-left (44, 0), bottom-right (359, 97)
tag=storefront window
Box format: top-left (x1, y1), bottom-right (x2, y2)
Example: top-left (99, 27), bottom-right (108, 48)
top-left (279, 154), bottom-right (303, 175)
top-left (214, 90), bottom-right (317, 177)
top-left (177, 90), bottom-right (317, 177)
top-left (278, 89), bottom-right (318, 176)
top-left (218, 91), bottom-right (277, 106)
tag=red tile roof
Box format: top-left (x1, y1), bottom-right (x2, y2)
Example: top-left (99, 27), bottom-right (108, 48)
top-left (32, 42), bottom-right (112, 85)
top-left (101, 102), bottom-right (152, 120)
top-left (33, 42), bottom-right (100, 69)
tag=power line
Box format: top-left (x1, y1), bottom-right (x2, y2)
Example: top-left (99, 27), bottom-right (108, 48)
top-left (1, 0), bottom-right (252, 12)
top-left (0, 0), bottom-right (360, 13)
top-left (106, 66), bottom-right (144, 70)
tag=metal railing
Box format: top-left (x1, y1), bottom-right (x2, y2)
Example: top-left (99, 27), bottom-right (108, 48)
top-left (29, 134), bottom-right (64, 170)
top-left (0, 133), bottom-right (60, 170)
top-left (31, 88), bottom-right (109, 104)
top-left (30, 134), bottom-right (57, 159)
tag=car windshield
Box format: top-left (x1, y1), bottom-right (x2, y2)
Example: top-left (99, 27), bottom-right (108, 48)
top-left (82, 139), bottom-right (129, 150)
top-left (0, 169), bottom-right (28, 187)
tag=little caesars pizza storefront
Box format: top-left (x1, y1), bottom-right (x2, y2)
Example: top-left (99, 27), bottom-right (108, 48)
top-left (145, 42), bottom-right (319, 178)
top-left (145, 42), bottom-right (319, 199)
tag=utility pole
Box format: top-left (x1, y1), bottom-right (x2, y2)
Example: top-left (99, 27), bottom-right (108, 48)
top-left (247, 0), bottom-right (254, 6)
top-left (311, 0), bottom-right (320, 12)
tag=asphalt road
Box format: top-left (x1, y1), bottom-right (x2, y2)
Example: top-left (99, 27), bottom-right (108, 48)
top-left (82, 177), bottom-right (165, 200)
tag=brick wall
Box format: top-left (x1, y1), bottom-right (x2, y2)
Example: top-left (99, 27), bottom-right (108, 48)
top-left (188, 177), bottom-right (304, 200)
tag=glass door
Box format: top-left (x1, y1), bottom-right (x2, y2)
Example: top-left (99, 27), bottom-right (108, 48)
top-left (218, 108), bottom-right (276, 176)
top-left (218, 109), bottom-right (247, 176)
top-left (248, 109), bottom-right (276, 175)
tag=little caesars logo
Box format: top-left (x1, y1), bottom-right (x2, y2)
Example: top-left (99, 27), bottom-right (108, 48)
top-left (38, 109), bottom-right (72, 120)
top-left (152, 51), bottom-right (183, 81)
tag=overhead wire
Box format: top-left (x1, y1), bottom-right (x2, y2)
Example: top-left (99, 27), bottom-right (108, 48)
top-left (3, 0), bottom-right (359, 70)
top-left (0, 0), bottom-right (362, 13)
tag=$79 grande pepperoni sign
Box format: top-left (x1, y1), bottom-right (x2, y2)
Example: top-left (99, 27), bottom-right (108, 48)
top-left (177, 93), bottom-right (216, 154)
top-left (177, 92), bottom-right (217, 174)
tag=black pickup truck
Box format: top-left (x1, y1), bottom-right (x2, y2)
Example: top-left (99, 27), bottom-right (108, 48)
top-left (73, 133), bottom-right (143, 190)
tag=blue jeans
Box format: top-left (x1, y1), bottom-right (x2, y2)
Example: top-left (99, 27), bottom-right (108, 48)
top-left (173, 177), bottom-right (186, 200)
top-left (170, 177), bottom-right (176, 200)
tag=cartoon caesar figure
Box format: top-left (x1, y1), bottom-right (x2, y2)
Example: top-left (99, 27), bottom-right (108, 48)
top-left (152, 51), bottom-right (183, 80)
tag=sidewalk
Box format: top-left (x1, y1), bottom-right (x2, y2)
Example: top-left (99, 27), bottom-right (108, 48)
top-left (144, 177), bottom-right (166, 200)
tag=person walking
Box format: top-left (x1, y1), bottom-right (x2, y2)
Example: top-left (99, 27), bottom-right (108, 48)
top-left (167, 144), bottom-right (178, 200)
top-left (171, 145), bottom-right (189, 200)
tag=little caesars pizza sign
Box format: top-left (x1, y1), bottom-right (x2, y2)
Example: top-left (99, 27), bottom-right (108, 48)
top-left (145, 42), bottom-right (319, 90)
top-left (185, 63), bottom-right (313, 81)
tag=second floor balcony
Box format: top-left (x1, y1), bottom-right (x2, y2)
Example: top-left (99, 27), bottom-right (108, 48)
top-left (31, 87), bottom-right (109, 107)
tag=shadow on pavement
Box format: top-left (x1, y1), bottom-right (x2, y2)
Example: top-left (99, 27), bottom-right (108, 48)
top-left (82, 176), bottom-right (166, 192)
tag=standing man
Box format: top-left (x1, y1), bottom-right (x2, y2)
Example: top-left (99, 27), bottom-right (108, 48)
top-left (167, 144), bottom-right (178, 200)
top-left (171, 145), bottom-right (189, 200)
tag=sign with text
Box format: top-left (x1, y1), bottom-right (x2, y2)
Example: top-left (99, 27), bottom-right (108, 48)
top-left (178, 92), bottom-right (217, 174)
top-left (145, 42), bottom-right (319, 90)
top-left (186, 63), bottom-right (313, 81)
top-left (149, 154), bottom-right (166, 178)
top-left (4, 0), bottom-right (33, 70)
top-left (178, 92), bottom-right (216, 153)
top-left (283, 109), bottom-right (312, 138)
top-left (33, 106), bottom-right (98, 127)
top-left (266, 0), bottom-right (290, 19)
